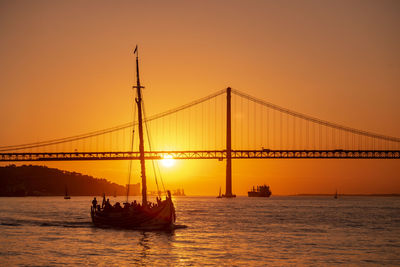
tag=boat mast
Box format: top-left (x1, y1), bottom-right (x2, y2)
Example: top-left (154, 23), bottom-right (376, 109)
top-left (133, 46), bottom-right (147, 206)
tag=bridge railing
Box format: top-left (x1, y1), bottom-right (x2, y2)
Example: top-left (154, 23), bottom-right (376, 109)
top-left (1, 149), bottom-right (399, 161)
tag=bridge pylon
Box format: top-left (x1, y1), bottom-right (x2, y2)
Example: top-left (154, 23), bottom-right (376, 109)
top-left (223, 87), bottom-right (236, 198)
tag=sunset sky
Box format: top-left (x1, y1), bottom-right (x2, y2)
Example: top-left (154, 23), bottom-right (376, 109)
top-left (0, 0), bottom-right (399, 195)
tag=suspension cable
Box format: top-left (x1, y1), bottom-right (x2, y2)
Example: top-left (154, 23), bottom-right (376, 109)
top-left (2, 87), bottom-right (399, 153)
top-left (0, 89), bottom-right (227, 152)
top-left (231, 88), bottom-right (400, 143)
top-left (142, 99), bottom-right (166, 195)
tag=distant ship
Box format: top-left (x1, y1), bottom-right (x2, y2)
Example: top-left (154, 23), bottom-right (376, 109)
top-left (334, 190), bottom-right (338, 199)
top-left (173, 189), bottom-right (185, 196)
top-left (248, 185), bottom-right (271, 197)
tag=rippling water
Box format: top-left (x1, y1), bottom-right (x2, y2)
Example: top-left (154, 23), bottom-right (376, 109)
top-left (1, 196), bottom-right (399, 266)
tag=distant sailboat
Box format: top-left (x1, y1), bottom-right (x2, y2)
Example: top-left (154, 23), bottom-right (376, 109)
top-left (334, 190), bottom-right (338, 199)
top-left (64, 185), bottom-right (71, 199)
top-left (217, 187), bottom-right (222, 198)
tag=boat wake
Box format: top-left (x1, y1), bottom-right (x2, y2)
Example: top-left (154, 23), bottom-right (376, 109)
top-left (91, 222), bottom-right (188, 232)
top-left (1, 217), bottom-right (187, 233)
top-left (172, 224), bottom-right (188, 229)
top-left (0, 218), bottom-right (92, 228)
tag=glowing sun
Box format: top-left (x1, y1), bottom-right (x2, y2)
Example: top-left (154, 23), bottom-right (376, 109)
top-left (161, 155), bottom-right (175, 168)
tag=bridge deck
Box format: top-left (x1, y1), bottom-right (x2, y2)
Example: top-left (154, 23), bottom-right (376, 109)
top-left (0, 150), bottom-right (399, 161)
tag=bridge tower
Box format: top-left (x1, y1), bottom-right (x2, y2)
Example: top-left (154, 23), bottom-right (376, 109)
top-left (224, 87), bottom-right (236, 198)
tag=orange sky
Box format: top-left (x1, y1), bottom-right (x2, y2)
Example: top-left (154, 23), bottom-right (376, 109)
top-left (0, 0), bottom-right (399, 195)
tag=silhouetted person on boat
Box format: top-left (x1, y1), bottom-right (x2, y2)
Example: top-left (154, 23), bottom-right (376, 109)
top-left (104, 198), bottom-right (111, 211)
top-left (114, 202), bottom-right (122, 211)
top-left (92, 197), bottom-right (97, 209)
top-left (167, 190), bottom-right (172, 203)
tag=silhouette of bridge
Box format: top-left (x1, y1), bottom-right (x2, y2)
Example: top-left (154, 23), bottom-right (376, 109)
top-left (1, 88), bottom-right (399, 196)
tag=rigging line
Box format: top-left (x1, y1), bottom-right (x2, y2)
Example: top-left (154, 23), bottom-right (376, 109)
top-left (154, 153), bottom-right (166, 194)
top-left (143, 101), bottom-right (160, 194)
top-left (126, 91), bottom-right (137, 203)
top-left (231, 88), bottom-right (400, 143)
top-left (142, 99), bottom-right (165, 194)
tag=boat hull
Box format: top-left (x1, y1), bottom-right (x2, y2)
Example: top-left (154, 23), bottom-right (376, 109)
top-left (248, 185), bottom-right (272, 197)
top-left (248, 191), bottom-right (271, 197)
top-left (91, 200), bottom-right (175, 230)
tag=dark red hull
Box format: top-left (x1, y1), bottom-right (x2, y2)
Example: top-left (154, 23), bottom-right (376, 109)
top-left (248, 191), bottom-right (271, 197)
top-left (91, 199), bottom-right (176, 230)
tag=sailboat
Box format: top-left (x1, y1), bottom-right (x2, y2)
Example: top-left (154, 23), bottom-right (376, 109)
top-left (334, 190), bottom-right (338, 199)
top-left (216, 187), bottom-right (222, 198)
top-left (64, 185), bottom-right (71, 199)
top-left (90, 47), bottom-right (176, 230)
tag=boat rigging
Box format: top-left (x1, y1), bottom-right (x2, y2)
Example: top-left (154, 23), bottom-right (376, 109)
top-left (90, 46), bottom-right (176, 230)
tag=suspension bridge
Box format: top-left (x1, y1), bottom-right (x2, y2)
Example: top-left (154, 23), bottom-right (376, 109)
top-left (1, 87), bottom-right (399, 197)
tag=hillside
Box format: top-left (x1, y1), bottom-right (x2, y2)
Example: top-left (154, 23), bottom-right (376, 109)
top-left (0, 165), bottom-right (128, 196)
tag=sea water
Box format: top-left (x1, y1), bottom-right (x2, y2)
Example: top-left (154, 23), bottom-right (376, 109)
top-left (0, 196), bottom-right (399, 266)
